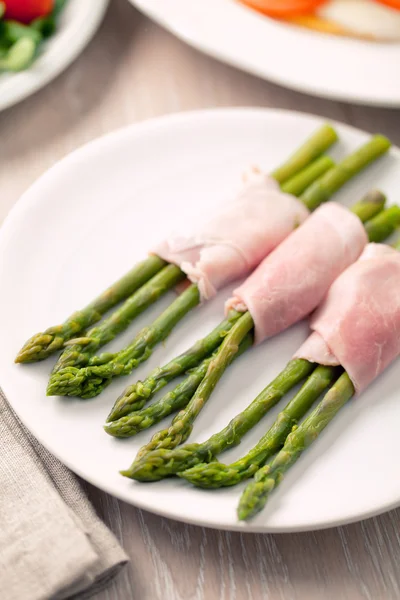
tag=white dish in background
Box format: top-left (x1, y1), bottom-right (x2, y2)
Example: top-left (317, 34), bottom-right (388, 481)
top-left (0, 0), bottom-right (109, 112)
top-left (1, 108), bottom-right (400, 533)
top-left (129, 0), bottom-right (400, 107)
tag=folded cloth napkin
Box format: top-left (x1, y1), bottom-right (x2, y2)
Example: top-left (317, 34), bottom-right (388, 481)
top-left (0, 391), bottom-right (128, 600)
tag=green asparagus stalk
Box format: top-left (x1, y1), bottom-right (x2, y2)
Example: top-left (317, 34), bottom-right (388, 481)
top-left (47, 284), bottom-right (201, 398)
top-left (16, 255), bottom-right (168, 363)
top-left (124, 312), bottom-right (254, 455)
top-left (104, 333), bottom-right (253, 439)
top-left (120, 359), bottom-right (315, 481)
top-left (271, 125), bottom-right (338, 184)
top-left (179, 365), bottom-right (340, 488)
top-left (50, 264), bottom-right (185, 374)
top-left (301, 135), bottom-right (391, 211)
top-left (281, 156), bottom-right (335, 196)
top-left (238, 372), bottom-right (354, 521)
top-left (106, 310), bottom-right (243, 422)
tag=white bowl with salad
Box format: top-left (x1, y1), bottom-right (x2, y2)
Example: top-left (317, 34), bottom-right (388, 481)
top-left (0, 0), bottom-right (109, 111)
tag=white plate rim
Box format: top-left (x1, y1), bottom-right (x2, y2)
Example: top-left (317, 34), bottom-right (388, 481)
top-left (128, 0), bottom-right (400, 108)
top-left (2, 107), bottom-right (400, 533)
top-left (0, 0), bottom-right (109, 112)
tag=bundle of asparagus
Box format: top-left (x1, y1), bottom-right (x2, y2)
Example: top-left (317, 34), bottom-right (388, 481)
top-left (16, 124), bottom-right (339, 370)
top-left (123, 237), bottom-right (400, 523)
top-left (117, 201), bottom-right (400, 483)
top-left (237, 239), bottom-right (400, 520)
top-left (106, 194), bottom-right (397, 438)
top-left (44, 133), bottom-right (390, 399)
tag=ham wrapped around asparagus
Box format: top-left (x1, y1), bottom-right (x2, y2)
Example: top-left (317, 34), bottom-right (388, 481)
top-left (295, 243), bottom-right (400, 393)
top-left (226, 202), bottom-right (367, 344)
top-left (153, 169), bottom-right (310, 300)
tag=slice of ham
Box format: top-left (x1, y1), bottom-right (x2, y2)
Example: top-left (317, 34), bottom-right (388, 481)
top-left (152, 168), bottom-right (309, 301)
top-left (226, 202), bottom-right (368, 344)
top-left (294, 243), bottom-right (400, 394)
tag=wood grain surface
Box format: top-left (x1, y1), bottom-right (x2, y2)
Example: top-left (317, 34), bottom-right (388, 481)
top-left (2, 1), bottom-right (400, 598)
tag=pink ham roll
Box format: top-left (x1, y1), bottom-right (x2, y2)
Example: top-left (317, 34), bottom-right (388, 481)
top-left (295, 243), bottom-right (400, 394)
top-left (226, 202), bottom-right (367, 344)
top-left (152, 169), bottom-right (309, 300)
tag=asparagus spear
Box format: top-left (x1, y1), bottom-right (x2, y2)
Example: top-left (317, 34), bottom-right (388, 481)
top-left (271, 125), bottom-right (338, 184)
top-left (281, 156), bottom-right (335, 196)
top-left (107, 310), bottom-right (243, 422)
top-left (179, 365), bottom-right (340, 488)
top-left (301, 135), bottom-right (390, 211)
top-left (120, 359), bottom-right (315, 481)
top-left (47, 284), bottom-right (201, 398)
top-left (104, 333), bottom-right (253, 439)
top-left (16, 255), bottom-right (168, 363)
top-left (50, 264), bottom-right (185, 374)
top-left (237, 372), bottom-right (354, 521)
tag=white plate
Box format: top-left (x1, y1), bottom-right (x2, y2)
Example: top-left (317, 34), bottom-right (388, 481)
top-left (129, 0), bottom-right (400, 107)
top-left (1, 108), bottom-right (400, 533)
top-left (0, 0), bottom-right (108, 112)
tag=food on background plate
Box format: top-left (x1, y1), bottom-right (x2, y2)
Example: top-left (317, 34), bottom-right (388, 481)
top-left (0, 0), bottom-right (66, 72)
top-left (240, 0), bottom-right (400, 41)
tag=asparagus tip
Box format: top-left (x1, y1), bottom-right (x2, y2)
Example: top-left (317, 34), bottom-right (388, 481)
top-left (323, 123), bottom-right (339, 142)
top-left (362, 189), bottom-right (386, 205)
top-left (106, 407), bottom-right (120, 423)
top-left (373, 134), bottom-right (391, 150)
top-left (120, 468), bottom-right (132, 478)
top-left (15, 333), bottom-right (64, 363)
top-left (237, 508), bottom-right (250, 521)
top-left (103, 423), bottom-right (125, 438)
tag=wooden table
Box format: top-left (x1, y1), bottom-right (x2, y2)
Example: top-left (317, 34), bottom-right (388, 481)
top-left (2, 2), bottom-right (400, 598)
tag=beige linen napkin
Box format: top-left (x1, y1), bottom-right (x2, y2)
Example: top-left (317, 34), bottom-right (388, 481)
top-left (0, 391), bottom-right (128, 600)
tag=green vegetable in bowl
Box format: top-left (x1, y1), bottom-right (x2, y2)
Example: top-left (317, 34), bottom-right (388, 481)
top-left (0, 0), bottom-right (66, 72)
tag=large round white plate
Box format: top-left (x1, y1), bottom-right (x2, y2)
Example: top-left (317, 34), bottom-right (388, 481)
top-left (0, 0), bottom-right (108, 112)
top-left (129, 0), bottom-right (400, 107)
top-left (1, 108), bottom-right (400, 533)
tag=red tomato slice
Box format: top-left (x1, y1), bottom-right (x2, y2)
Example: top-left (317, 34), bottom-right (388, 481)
top-left (374, 0), bottom-right (400, 9)
top-left (4, 0), bottom-right (54, 24)
top-left (240, 0), bottom-right (328, 17)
